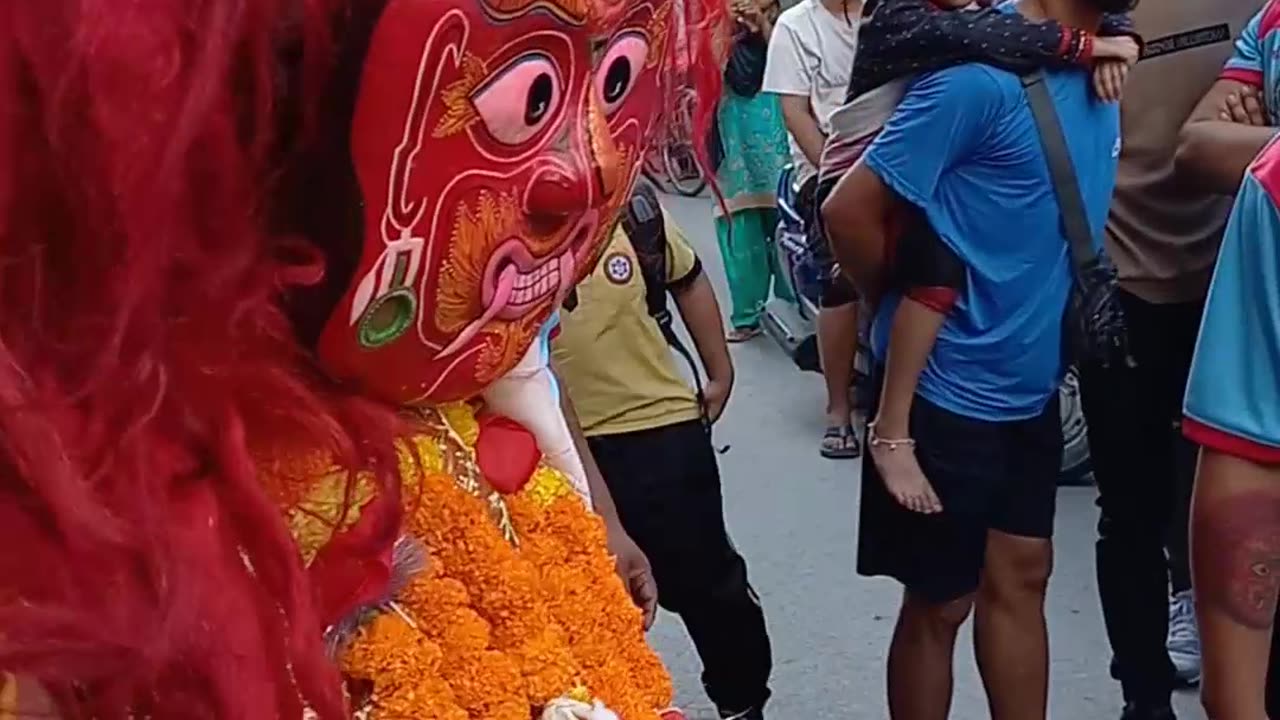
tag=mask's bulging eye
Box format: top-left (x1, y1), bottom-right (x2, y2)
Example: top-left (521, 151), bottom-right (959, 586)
top-left (595, 33), bottom-right (649, 114)
top-left (472, 53), bottom-right (563, 145)
top-left (526, 73), bottom-right (555, 125)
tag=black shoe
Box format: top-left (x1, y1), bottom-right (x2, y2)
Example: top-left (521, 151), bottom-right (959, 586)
top-left (719, 709), bottom-right (764, 720)
top-left (1120, 702), bottom-right (1175, 720)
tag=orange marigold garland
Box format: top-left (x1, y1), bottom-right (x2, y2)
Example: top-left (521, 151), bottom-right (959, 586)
top-left (341, 613), bottom-right (466, 720)
top-left (509, 491), bottom-right (673, 715)
top-left (334, 403), bottom-right (675, 719)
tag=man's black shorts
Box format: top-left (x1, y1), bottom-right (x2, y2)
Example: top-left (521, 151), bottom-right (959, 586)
top-left (857, 374), bottom-right (1062, 603)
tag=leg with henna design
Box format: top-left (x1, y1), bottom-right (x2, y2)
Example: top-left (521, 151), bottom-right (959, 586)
top-left (1191, 449), bottom-right (1280, 720)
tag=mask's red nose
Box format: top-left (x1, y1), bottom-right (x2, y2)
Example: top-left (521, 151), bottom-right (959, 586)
top-left (524, 94), bottom-right (620, 225)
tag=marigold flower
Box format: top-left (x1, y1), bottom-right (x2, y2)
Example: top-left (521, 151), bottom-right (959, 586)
top-left (306, 403), bottom-right (675, 719)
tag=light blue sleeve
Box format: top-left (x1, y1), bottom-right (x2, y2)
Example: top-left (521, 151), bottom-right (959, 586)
top-left (862, 65), bottom-right (1004, 208)
top-left (538, 311), bottom-right (561, 399)
top-left (1184, 172), bottom-right (1280, 450)
top-left (1223, 8), bottom-right (1265, 80)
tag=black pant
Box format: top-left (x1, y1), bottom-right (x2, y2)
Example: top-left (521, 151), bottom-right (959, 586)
top-left (858, 372), bottom-right (1061, 603)
top-left (1079, 290), bottom-right (1202, 705)
top-left (587, 419), bottom-right (773, 714)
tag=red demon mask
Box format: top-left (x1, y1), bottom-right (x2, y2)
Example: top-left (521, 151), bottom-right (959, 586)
top-left (316, 0), bottom-right (673, 403)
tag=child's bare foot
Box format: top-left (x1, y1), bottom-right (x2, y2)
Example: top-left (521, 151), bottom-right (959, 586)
top-left (868, 425), bottom-right (943, 514)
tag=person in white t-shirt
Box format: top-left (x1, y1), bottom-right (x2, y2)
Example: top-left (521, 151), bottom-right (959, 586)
top-left (764, 0), bottom-right (860, 183)
top-left (763, 0), bottom-right (864, 460)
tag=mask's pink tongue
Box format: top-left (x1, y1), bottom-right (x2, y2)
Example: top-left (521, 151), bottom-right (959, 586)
top-left (490, 263), bottom-right (518, 309)
top-left (435, 264), bottom-right (518, 360)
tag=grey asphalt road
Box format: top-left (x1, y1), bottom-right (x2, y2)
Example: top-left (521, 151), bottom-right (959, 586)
top-left (646, 193), bottom-right (1209, 720)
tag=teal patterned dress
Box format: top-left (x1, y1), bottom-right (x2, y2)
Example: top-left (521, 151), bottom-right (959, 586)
top-left (714, 89), bottom-right (794, 330)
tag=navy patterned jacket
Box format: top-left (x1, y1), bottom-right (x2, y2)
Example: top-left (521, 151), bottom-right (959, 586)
top-left (846, 1), bottom-right (1137, 100)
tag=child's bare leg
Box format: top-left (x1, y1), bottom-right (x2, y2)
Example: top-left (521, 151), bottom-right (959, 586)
top-left (871, 298), bottom-right (945, 514)
top-left (1192, 449), bottom-right (1280, 720)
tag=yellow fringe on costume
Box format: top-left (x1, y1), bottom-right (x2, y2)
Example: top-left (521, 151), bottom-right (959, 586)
top-left (280, 402), bottom-right (673, 720)
top-left (0, 673), bottom-right (17, 720)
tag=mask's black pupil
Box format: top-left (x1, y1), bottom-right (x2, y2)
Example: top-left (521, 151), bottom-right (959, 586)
top-left (525, 73), bottom-right (553, 125)
top-left (604, 58), bottom-right (632, 103)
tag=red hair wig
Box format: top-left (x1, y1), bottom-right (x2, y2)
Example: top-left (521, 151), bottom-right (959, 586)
top-left (673, 0), bottom-right (731, 180)
top-left (642, 0), bottom-right (732, 210)
top-left (0, 0), bottom-right (403, 717)
top-left (0, 0), bottom-right (728, 717)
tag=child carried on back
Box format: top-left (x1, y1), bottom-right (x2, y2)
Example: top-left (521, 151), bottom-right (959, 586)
top-left (818, 0), bottom-right (1140, 513)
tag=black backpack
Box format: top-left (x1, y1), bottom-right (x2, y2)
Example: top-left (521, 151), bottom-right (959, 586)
top-left (561, 183), bottom-right (710, 428)
top-left (620, 182), bottom-right (710, 429)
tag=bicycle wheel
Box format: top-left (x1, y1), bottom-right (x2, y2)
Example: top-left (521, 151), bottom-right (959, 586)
top-left (662, 89), bottom-right (708, 196)
top-left (663, 143), bottom-right (706, 197)
top-left (641, 167), bottom-right (673, 193)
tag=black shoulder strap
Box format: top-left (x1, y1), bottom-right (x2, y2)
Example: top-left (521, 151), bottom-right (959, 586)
top-left (620, 182), bottom-right (710, 430)
top-left (1019, 70), bottom-right (1099, 271)
top-left (620, 180), bottom-right (670, 325)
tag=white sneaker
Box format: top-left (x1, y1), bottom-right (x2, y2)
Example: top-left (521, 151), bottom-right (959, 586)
top-left (1167, 590), bottom-right (1202, 686)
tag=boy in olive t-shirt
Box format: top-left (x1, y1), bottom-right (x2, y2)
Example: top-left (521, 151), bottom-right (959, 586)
top-left (552, 208), bottom-right (773, 720)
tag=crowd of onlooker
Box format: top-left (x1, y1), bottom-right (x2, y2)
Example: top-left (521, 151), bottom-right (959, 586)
top-left (659, 0), bottom-right (1280, 718)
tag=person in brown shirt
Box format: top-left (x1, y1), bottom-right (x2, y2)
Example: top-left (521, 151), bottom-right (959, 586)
top-left (1077, 2), bottom-right (1263, 719)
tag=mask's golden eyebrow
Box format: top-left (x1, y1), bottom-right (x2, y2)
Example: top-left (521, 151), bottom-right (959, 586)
top-left (589, 2), bottom-right (666, 67)
top-left (481, 0), bottom-right (590, 25)
top-left (645, 2), bottom-right (670, 69)
top-left (434, 54), bottom-right (488, 139)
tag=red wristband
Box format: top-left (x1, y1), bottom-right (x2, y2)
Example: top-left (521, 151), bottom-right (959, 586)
top-left (1078, 33), bottom-right (1095, 64)
top-left (1057, 27), bottom-right (1073, 58)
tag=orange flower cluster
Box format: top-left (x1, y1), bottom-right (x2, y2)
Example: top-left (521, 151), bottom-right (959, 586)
top-left (508, 490), bottom-right (673, 718)
top-left (340, 420), bottom-right (673, 719)
top-left (342, 613), bottom-right (466, 720)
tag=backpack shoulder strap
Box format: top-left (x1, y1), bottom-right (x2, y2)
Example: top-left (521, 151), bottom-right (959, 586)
top-left (620, 182), bottom-right (711, 429)
top-left (621, 181), bottom-right (671, 325)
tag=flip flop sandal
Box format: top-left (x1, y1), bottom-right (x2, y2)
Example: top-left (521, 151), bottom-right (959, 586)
top-left (727, 326), bottom-right (763, 343)
top-left (820, 424), bottom-right (862, 459)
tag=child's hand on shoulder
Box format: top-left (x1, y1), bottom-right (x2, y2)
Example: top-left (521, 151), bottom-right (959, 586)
top-left (1093, 35), bottom-right (1140, 66)
top-left (1092, 60), bottom-right (1129, 104)
top-left (1090, 34), bottom-right (1139, 103)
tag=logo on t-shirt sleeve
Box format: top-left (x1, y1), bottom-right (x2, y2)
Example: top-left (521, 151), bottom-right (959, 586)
top-left (604, 252), bottom-right (635, 284)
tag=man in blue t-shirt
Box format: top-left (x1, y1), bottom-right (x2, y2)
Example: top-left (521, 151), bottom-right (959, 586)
top-left (825, 0), bottom-right (1123, 716)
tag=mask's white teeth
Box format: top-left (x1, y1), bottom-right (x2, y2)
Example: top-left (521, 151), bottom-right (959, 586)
top-left (506, 260), bottom-right (561, 305)
top-left (514, 269), bottom-right (538, 290)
